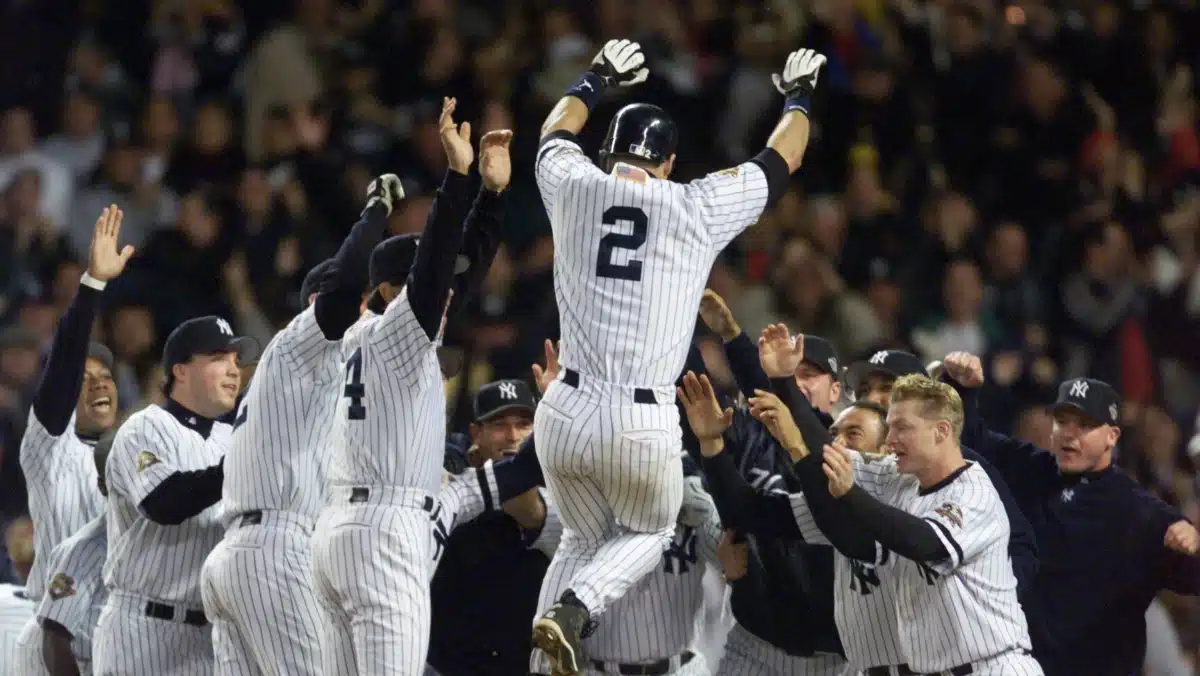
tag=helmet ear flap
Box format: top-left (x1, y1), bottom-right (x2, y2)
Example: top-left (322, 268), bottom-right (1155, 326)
top-left (598, 149), bottom-right (611, 172)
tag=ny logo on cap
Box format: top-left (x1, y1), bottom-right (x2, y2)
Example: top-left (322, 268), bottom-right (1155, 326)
top-left (499, 383), bottom-right (518, 400)
top-left (1109, 404), bottom-right (1118, 422)
top-left (829, 357), bottom-right (838, 373)
top-left (1069, 380), bottom-right (1089, 399)
top-left (868, 351), bottom-right (888, 365)
top-left (215, 318), bottom-right (234, 337)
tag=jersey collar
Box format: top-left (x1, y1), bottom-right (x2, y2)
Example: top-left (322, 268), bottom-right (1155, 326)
top-left (164, 398), bottom-right (215, 439)
top-left (917, 462), bottom-right (973, 496)
top-left (1058, 465), bottom-right (1113, 486)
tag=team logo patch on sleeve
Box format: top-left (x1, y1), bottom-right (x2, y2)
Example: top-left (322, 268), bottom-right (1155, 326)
top-left (136, 450), bottom-right (161, 472)
top-left (714, 167), bottom-right (741, 178)
top-left (48, 573), bottom-right (76, 600)
top-left (934, 502), bottom-right (964, 528)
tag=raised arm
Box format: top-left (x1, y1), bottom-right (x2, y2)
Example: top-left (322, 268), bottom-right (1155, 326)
top-left (698, 289), bottom-right (771, 400)
top-left (539, 39), bottom-right (648, 141)
top-left (443, 130), bottom-right (511, 321)
top-left (765, 49), bottom-right (825, 173)
top-left (313, 175), bottom-right (404, 340)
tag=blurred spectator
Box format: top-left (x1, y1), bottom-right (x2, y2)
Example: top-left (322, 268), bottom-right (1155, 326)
top-left (0, 107), bottom-right (73, 229)
top-left (40, 89), bottom-right (107, 184)
top-left (911, 258), bottom-right (998, 364)
top-left (981, 222), bottom-right (1044, 348)
top-left (67, 141), bottom-right (178, 260)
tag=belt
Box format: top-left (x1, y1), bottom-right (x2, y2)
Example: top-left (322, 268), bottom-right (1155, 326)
top-left (232, 509), bottom-right (314, 532)
top-left (345, 488), bottom-right (437, 515)
top-left (144, 601), bottom-right (208, 627)
top-left (591, 650), bottom-right (694, 675)
top-left (864, 664), bottom-right (972, 676)
top-left (563, 369), bottom-right (658, 405)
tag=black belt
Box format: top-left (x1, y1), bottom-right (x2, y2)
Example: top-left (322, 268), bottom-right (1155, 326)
top-left (347, 488), bottom-right (436, 515)
top-left (591, 650), bottom-right (694, 675)
top-left (865, 664), bottom-right (972, 676)
top-left (145, 601), bottom-right (208, 627)
top-left (238, 510), bottom-right (262, 527)
top-left (563, 369), bottom-right (658, 405)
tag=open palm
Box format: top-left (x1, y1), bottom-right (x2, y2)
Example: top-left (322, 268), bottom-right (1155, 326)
top-left (678, 372), bottom-right (732, 441)
top-left (88, 205), bottom-right (134, 282)
top-left (439, 97), bottom-right (474, 174)
top-left (758, 323), bottom-right (803, 378)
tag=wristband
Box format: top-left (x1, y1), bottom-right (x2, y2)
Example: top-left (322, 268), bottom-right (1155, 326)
top-left (783, 92), bottom-right (812, 117)
top-left (565, 72), bottom-right (605, 111)
top-left (80, 272), bottom-right (107, 291)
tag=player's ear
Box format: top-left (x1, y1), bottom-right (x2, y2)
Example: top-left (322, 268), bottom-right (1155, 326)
top-left (1106, 424), bottom-right (1120, 448)
top-left (468, 423), bottom-right (481, 443)
top-left (934, 419), bottom-right (951, 445)
top-left (829, 379), bottom-right (841, 404)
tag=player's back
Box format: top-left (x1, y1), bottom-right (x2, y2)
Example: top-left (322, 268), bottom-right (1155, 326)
top-left (39, 516), bottom-right (108, 674)
top-left (223, 306), bottom-right (342, 521)
top-left (328, 294), bottom-right (444, 494)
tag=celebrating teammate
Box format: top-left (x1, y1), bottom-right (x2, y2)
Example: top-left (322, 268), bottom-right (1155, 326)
top-left (200, 171), bottom-right (404, 676)
top-left (94, 315), bottom-right (258, 675)
top-left (311, 97), bottom-right (510, 675)
top-left (530, 37), bottom-right (826, 674)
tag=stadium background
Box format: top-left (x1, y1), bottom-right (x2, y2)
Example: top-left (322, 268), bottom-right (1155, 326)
top-left (0, 0), bottom-right (1197, 667)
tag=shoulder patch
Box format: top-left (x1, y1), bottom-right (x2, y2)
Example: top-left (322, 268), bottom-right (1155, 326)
top-left (47, 573), bottom-right (76, 600)
top-left (713, 166), bottom-right (741, 178)
top-left (934, 502), bottom-right (964, 529)
top-left (136, 450), bottom-right (161, 472)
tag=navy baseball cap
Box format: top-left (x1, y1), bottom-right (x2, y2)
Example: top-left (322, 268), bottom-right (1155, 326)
top-left (472, 379), bottom-right (537, 423)
top-left (368, 235), bottom-right (470, 290)
top-left (300, 258), bottom-right (337, 301)
top-left (800, 335), bottom-right (840, 377)
top-left (163, 316), bottom-right (261, 370)
top-left (844, 350), bottom-right (927, 392)
top-left (1052, 378), bottom-right (1121, 426)
top-left (87, 342), bottom-right (114, 370)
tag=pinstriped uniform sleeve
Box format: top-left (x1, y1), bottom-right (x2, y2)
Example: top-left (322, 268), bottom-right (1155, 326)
top-left (921, 469), bottom-right (1008, 575)
top-left (527, 488), bottom-right (563, 557)
top-left (275, 307), bottom-right (342, 383)
top-left (368, 292), bottom-right (437, 381)
top-left (851, 452), bottom-right (901, 501)
top-left (786, 491), bottom-right (832, 545)
top-left (684, 162), bottom-right (770, 250)
top-left (536, 134), bottom-right (600, 215)
top-left (19, 410), bottom-right (71, 483)
top-left (442, 465), bottom-right (490, 532)
top-left (109, 414), bottom-right (185, 509)
top-left (36, 534), bottom-right (104, 639)
top-left (696, 512), bottom-right (723, 567)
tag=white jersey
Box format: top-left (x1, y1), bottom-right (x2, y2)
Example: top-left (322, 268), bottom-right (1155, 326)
top-left (35, 516), bottom-right (108, 676)
top-left (533, 490), bottom-right (721, 664)
top-left (104, 404), bottom-right (231, 606)
top-left (328, 294), bottom-right (444, 492)
top-left (222, 307), bottom-right (342, 521)
top-left (19, 411), bottom-right (104, 601)
top-left (0, 583), bottom-right (35, 670)
top-left (536, 138), bottom-right (770, 387)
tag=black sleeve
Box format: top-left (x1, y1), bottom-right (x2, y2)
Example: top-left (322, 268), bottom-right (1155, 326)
top-left (700, 449), bottom-right (803, 539)
top-left (139, 461), bottom-right (224, 525)
top-left (32, 285), bottom-right (101, 436)
top-left (444, 187), bottom-right (505, 322)
top-left (312, 202), bottom-right (390, 340)
top-left (723, 332), bottom-right (772, 401)
top-left (487, 435), bottom-right (544, 508)
top-left (406, 170), bottom-right (472, 340)
top-left (841, 486), bottom-right (951, 562)
top-left (750, 147), bottom-right (789, 209)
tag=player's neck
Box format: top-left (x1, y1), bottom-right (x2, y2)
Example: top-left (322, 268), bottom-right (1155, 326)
top-left (915, 444), bottom-right (967, 490)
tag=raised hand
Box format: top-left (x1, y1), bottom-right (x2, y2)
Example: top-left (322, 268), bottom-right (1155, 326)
top-left (479, 129), bottom-right (514, 192)
top-left (758, 323), bottom-right (803, 379)
top-left (943, 351), bottom-right (984, 388)
top-left (771, 48), bottom-right (827, 104)
top-left (439, 97), bottom-right (474, 175)
top-left (822, 443), bottom-right (856, 498)
top-left (1165, 520), bottom-right (1199, 556)
top-left (590, 39), bottom-right (649, 88)
top-left (677, 372), bottom-right (733, 446)
top-left (698, 289), bottom-right (740, 342)
top-left (364, 173), bottom-right (404, 216)
top-left (87, 205), bottom-right (134, 282)
top-left (748, 389), bottom-right (807, 460)
top-left (531, 339), bottom-right (561, 395)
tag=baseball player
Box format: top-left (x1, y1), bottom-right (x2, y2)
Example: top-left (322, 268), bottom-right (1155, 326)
top-left (18, 206), bottom-right (126, 609)
top-left (842, 350), bottom-right (927, 407)
top-left (531, 38), bottom-right (826, 673)
top-left (200, 171), bottom-right (404, 676)
top-left (94, 315), bottom-right (258, 675)
top-left (311, 97), bottom-right (510, 675)
top-left (1, 582), bottom-right (35, 671)
top-left (13, 434), bottom-right (113, 676)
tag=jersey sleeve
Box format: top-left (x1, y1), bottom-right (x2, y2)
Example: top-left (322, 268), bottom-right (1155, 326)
top-left (683, 161), bottom-right (770, 250)
top-left (108, 414), bottom-right (188, 510)
top-left (535, 133), bottom-right (599, 215)
top-left (696, 512), bottom-right (723, 567)
top-left (19, 409), bottom-right (72, 483)
top-left (442, 466), bottom-right (489, 533)
top-left (366, 292), bottom-right (438, 381)
top-left (526, 488), bottom-right (563, 558)
top-left (850, 452), bottom-right (901, 500)
top-left (276, 307), bottom-right (341, 382)
top-left (919, 474), bottom-right (1008, 575)
top-left (786, 491), bottom-right (832, 546)
top-left (36, 558), bottom-right (98, 640)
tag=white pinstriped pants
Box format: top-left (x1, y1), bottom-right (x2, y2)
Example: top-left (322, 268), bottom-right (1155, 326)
top-left (92, 591), bottom-right (213, 676)
top-left (718, 624), bottom-right (847, 676)
top-left (311, 487), bottom-right (437, 676)
top-left (200, 511), bottom-right (321, 676)
top-left (534, 378), bottom-right (684, 616)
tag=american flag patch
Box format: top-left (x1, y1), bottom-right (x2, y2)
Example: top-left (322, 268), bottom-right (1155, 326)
top-left (614, 164), bottom-right (647, 183)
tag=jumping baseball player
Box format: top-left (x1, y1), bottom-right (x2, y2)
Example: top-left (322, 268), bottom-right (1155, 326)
top-left (1, 582), bottom-right (35, 671)
top-left (200, 171), bottom-right (404, 676)
top-left (13, 434), bottom-right (113, 676)
top-left (311, 97), bottom-right (510, 675)
top-left (94, 316), bottom-right (258, 676)
top-left (531, 38), bottom-right (826, 673)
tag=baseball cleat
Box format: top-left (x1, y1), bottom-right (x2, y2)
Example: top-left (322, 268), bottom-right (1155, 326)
top-left (532, 602), bottom-right (590, 675)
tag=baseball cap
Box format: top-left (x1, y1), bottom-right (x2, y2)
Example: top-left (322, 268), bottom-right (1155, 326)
top-left (844, 350), bottom-right (927, 392)
top-left (368, 235), bottom-right (470, 290)
top-left (300, 258), bottom-right (337, 301)
top-left (87, 342), bottom-right (114, 371)
top-left (472, 379), bottom-right (537, 423)
top-left (800, 335), bottom-right (840, 377)
top-left (162, 316), bottom-right (261, 370)
top-left (1051, 378), bottom-right (1120, 426)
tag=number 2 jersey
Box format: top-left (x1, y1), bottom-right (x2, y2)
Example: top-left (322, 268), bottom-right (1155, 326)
top-left (535, 132), bottom-right (770, 388)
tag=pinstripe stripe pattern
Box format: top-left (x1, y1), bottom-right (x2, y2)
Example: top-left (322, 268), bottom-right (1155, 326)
top-left (718, 624), bottom-right (846, 676)
top-left (0, 584), bottom-right (35, 673)
top-left (93, 592), bottom-right (212, 675)
top-left (19, 411), bottom-right (104, 602)
top-left (13, 616), bottom-right (48, 676)
top-left (31, 517), bottom-right (107, 675)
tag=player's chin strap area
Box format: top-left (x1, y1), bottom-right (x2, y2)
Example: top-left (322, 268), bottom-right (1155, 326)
top-left (589, 650), bottom-right (694, 675)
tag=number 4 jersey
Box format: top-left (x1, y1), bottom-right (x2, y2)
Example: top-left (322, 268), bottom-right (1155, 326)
top-left (535, 132), bottom-right (770, 388)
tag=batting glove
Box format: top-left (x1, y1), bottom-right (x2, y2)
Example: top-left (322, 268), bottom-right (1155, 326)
top-left (364, 174), bottom-right (404, 216)
top-left (590, 39), bottom-right (650, 88)
top-left (772, 48), bottom-right (827, 116)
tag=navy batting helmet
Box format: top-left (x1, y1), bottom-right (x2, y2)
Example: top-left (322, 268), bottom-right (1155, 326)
top-left (300, 258), bottom-right (337, 302)
top-left (599, 103), bottom-right (678, 172)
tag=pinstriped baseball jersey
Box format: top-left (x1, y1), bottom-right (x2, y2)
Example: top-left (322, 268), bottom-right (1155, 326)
top-left (19, 411), bottom-right (104, 601)
top-left (36, 516), bottom-right (108, 675)
top-left (535, 139), bottom-right (769, 387)
top-left (329, 293), bottom-right (443, 493)
top-left (1, 583), bottom-right (35, 669)
top-left (104, 405), bottom-right (231, 606)
top-left (222, 306), bottom-right (342, 520)
top-left (533, 488), bottom-right (722, 665)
